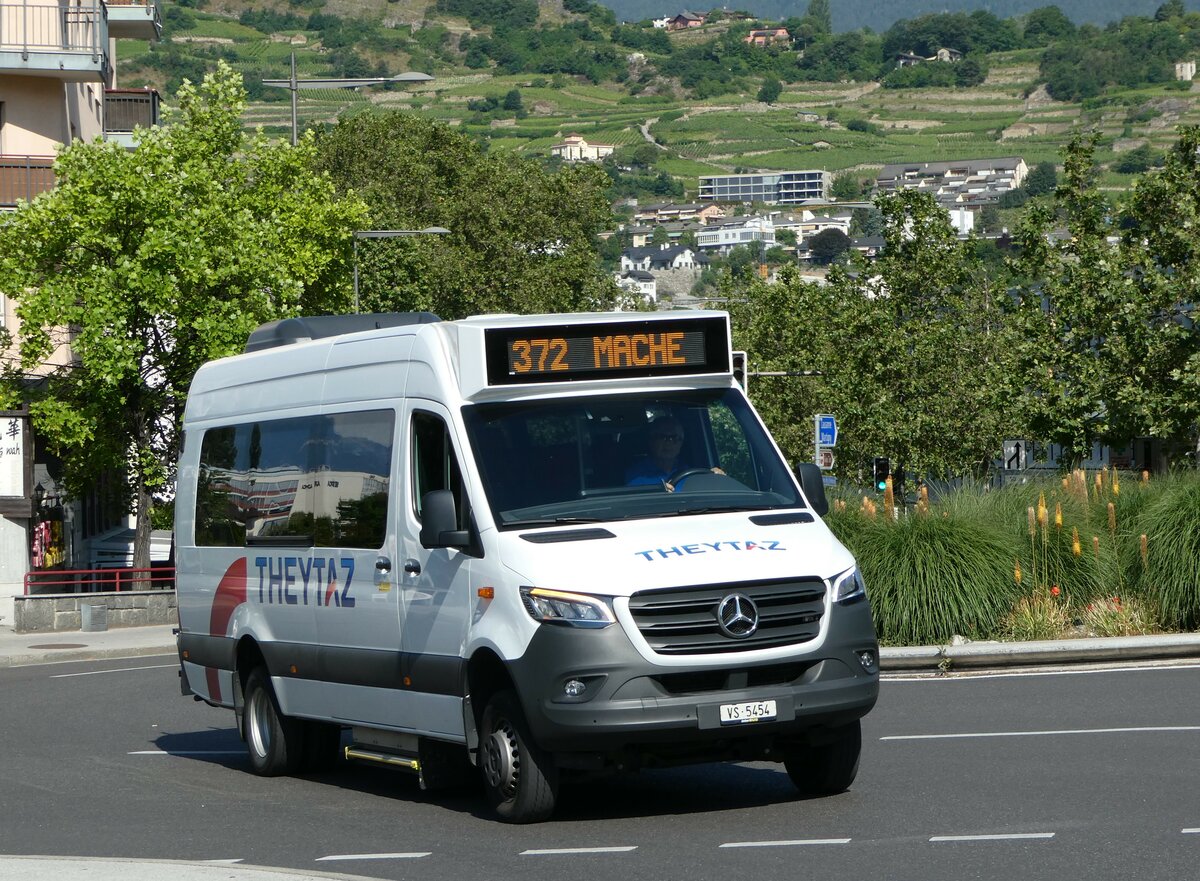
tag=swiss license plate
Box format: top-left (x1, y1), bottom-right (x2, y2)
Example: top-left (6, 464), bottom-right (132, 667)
top-left (719, 699), bottom-right (777, 725)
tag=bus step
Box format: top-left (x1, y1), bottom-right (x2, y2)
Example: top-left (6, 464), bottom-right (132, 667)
top-left (344, 745), bottom-right (420, 773)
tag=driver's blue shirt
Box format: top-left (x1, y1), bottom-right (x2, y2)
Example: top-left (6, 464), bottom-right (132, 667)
top-left (625, 458), bottom-right (679, 486)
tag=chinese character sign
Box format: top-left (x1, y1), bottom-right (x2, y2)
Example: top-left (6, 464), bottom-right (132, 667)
top-left (0, 416), bottom-right (25, 498)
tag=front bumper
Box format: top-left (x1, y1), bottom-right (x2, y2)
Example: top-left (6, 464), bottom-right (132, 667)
top-left (506, 596), bottom-right (879, 759)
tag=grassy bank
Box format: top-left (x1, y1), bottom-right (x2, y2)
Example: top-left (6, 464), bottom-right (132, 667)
top-left (826, 469), bottom-right (1200, 646)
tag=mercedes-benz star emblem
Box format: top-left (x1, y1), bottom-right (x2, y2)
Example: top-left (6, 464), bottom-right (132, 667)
top-left (716, 593), bottom-right (759, 639)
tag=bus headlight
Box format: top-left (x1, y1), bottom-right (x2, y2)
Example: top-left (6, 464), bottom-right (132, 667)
top-left (520, 587), bottom-right (616, 628)
top-left (833, 567), bottom-right (866, 603)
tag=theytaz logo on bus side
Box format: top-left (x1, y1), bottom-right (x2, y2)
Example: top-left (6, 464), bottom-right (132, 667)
top-left (634, 540), bottom-right (786, 561)
top-left (251, 555), bottom-right (357, 607)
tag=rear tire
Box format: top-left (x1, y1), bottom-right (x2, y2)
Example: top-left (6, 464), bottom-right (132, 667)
top-left (480, 690), bottom-right (558, 823)
top-left (784, 720), bottom-right (861, 795)
top-left (243, 667), bottom-right (305, 776)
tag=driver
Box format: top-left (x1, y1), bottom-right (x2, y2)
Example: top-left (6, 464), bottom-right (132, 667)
top-left (625, 416), bottom-right (722, 491)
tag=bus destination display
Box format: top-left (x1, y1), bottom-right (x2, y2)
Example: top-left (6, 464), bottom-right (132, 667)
top-left (485, 317), bottom-right (729, 385)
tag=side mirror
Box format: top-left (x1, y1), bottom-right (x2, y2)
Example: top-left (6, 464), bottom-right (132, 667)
top-left (419, 490), bottom-right (471, 550)
top-left (794, 462), bottom-right (829, 517)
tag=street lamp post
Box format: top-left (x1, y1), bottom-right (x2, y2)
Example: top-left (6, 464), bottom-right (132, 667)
top-left (263, 53), bottom-right (434, 146)
top-left (352, 228), bottom-right (451, 313)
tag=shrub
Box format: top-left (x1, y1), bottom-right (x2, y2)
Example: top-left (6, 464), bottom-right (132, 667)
top-left (1128, 472), bottom-right (1200, 628)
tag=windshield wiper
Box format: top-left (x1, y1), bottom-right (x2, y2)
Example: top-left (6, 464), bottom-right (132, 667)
top-left (505, 516), bottom-right (606, 528)
top-left (652, 505), bottom-right (761, 517)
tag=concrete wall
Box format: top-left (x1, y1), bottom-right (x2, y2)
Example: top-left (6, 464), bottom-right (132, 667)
top-left (0, 515), bottom-right (30, 627)
top-left (14, 589), bottom-right (177, 633)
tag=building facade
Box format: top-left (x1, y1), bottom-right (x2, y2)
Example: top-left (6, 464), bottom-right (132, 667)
top-left (0, 0), bottom-right (162, 623)
top-left (698, 170), bottom-right (830, 205)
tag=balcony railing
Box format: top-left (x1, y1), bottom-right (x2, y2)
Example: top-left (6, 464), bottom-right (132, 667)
top-left (103, 0), bottom-right (161, 40)
top-left (0, 0), bottom-right (108, 79)
top-left (104, 88), bottom-right (159, 134)
top-left (0, 156), bottom-right (55, 208)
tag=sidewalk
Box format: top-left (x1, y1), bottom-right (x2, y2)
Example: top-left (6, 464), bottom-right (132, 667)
top-left (0, 856), bottom-right (380, 881)
top-left (0, 622), bottom-right (177, 668)
top-left (3, 621), bottom-right (1200, 672)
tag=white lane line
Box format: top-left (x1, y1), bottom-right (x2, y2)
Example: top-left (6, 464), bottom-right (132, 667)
top-left (315, 853), bottom-right (431, 861)
top-left (887, 663), bottom-right (1200, 682)
top-left (52, 664), bottom-right (177, 678)
top-left (720, 839), bottom-right (851, 848)
top-left (521, 847), bottom-right (638, 855)
top-left (931, 833), bottom-right (1055, 842)
top-left (883, 726), bottom-right (1200, 741)
top-left (203, 859), bottom-right (244, 864)
top-left (1182, 828), bottom-right (1200, 834)
top-left (128, 750), bottom-right (245, 756)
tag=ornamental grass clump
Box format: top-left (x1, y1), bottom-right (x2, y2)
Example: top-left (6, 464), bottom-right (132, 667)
top-left (826, 497), bottom-right (1023, 646)
top-left (1126, 472), bottom-right (1200, 629)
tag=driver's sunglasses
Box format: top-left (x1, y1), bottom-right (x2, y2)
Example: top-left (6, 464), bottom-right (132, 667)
top-left (653, 434), bottom-right (683, 442)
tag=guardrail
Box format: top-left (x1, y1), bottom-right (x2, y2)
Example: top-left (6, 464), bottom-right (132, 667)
top-left (24, 566), bottom-right (175, 595)
top-left (104, 88), bottom-right (159, 134)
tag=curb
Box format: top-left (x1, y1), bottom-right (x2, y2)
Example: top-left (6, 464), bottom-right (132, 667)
top-left (0, 856), bottom-right (383, 881)
top-left (881, 633), bottom-right (1200, 671)
top-left (0, 644), bottom-right (177, 669)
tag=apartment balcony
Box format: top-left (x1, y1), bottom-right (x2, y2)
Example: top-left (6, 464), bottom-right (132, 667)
top-left (0, 0), bottom-right (109, 80)
top-left (104, 87), bottom-right (159, 148)
top-left (0, 155), bottom-right (55, 209)
top-left (104, 0), bottom-right (160, 40)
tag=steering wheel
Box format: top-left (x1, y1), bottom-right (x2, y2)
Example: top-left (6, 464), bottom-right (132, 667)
top-left (667, 467), bottom-right (714, 488)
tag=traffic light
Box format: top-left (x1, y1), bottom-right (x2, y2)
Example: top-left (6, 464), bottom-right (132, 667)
top-left (873, 457), bottom-right (889, 493)
top-left (731, 350), bottom-right (748, 394)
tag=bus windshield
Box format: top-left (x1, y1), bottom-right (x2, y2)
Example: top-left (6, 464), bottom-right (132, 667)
top-left (462, 388), bottom-right (803, 529)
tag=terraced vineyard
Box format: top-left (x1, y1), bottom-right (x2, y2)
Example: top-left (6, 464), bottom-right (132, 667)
top-left (117, 16), bottom-right (1200, 196)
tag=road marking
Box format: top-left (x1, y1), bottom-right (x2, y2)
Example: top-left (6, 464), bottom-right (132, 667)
top-left (316, 853), bottom-right (431, 861)
top-left (883, 726), bottom-right (1200, 741)
top-left (521, 847), bottom-right (638, 855)
top-left (1182, 829), bottom-right (1200, 834)
top-left (931, 833), bottom-right (1055, 842)
top-left (52, 664), bottom-right (177, 678)
top-left (128, 750), bottom-right (245, 756)
top-left (886, 662), bottom-right (1200, 682)
top-left (720, 838), bottom-right (850, 848)
top-left (203, 859), bottom-right (244, 864)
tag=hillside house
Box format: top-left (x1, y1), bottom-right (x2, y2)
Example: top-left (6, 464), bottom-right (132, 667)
top-left (744, 27), bottom-right (790, 47)
top-left (615, 270), bottom-right (657, 303)
top-left (695, 215), bottom-right (775, 255)
top-left (551, 134), bottom-right (614, 163)
top-left (666, 11), bottom-right (705, 30)
top-left (875, 157), bottom-right (1028, 207)
top-left (620, 244), bottom-right (705, 272)
top-left (633, 202), bottom-right (725, 225)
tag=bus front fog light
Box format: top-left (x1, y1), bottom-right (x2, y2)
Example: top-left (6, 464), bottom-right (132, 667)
top-left (858, 649), bottom-right (878, 672)
top-left (564, 679), bottom-right (586, 697)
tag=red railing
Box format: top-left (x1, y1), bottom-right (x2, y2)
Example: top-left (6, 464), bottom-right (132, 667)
top-left (24, 566), bottom-right (175, 595)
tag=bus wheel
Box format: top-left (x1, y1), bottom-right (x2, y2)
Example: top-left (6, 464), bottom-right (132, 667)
top-left (784, 719), bottom-right (861, 795)
top-left (244, 667), bottom-right (305, 776)
top-left (480, 690), bottom-right (558, 823)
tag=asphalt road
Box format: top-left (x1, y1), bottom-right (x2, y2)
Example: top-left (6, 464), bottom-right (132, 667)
top-left (3, 655), bottom-right (1200, 881)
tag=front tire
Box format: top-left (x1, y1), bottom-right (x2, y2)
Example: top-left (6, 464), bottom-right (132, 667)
top-left (480, 690), bottom-right (558, 823)
top-left (784, 720), bottom-right (862, 795)
top-left (243, 667), bottom-right (305, 776)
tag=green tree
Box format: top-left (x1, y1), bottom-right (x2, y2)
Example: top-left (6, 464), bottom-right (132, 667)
top-left (1024, 161), bottom-right (1058, 197)
top-left (1010, 132), bottom-right (1122, 466)
top-left (0, 62), bottom-right (366, 566)
top-left (822, 190), bottom-right (1017, 486)
top-left (1116, 125), bottom-right (1200, 457)
top-left (502, 88), bottom-right (524, 111)
top-left (313, 111), bottom-right (618, 318)
top-left (757, 77), bottom-right (782, 104)
top-left (807, 228), bottom-right (852, 264)
top-left (831, 173), bottom-right (862, 201)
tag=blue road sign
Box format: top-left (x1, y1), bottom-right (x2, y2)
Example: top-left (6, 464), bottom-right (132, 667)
top-left (817, 414), bottom-right (837, 447)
